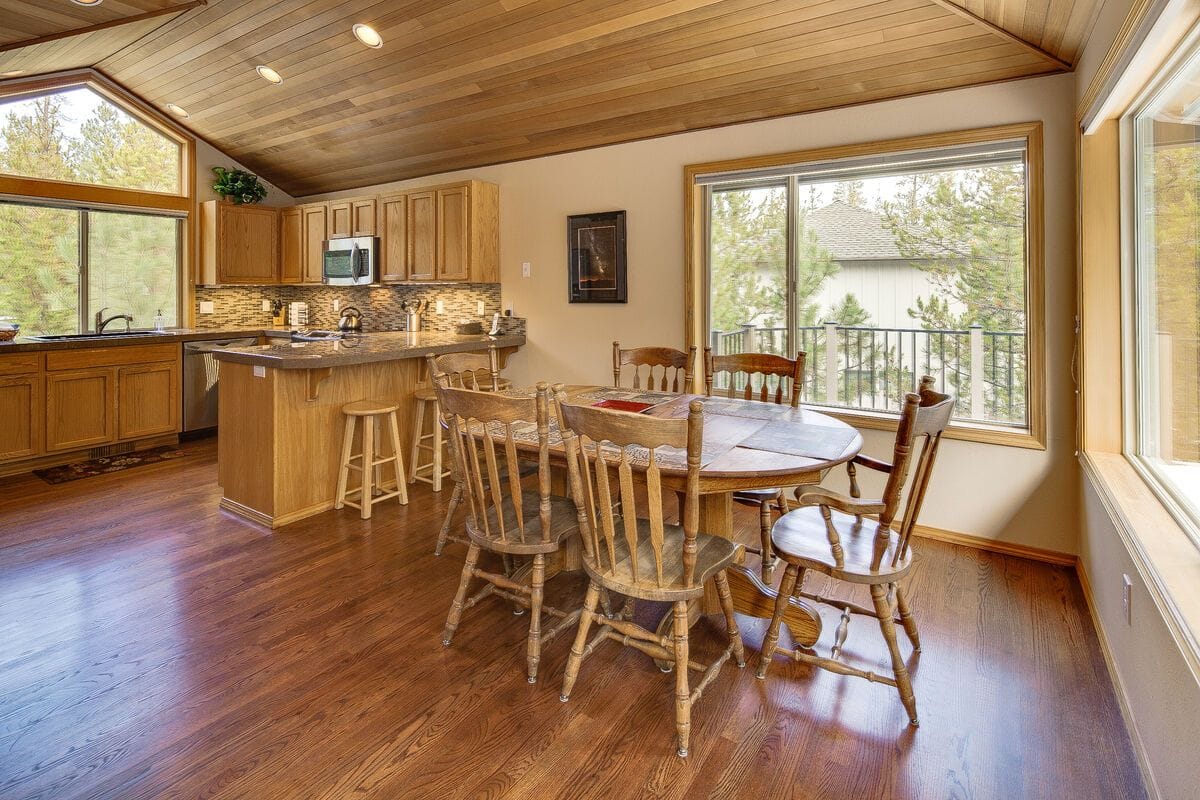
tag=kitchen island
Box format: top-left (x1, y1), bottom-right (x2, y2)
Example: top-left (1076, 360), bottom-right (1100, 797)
top-left (213, 331), bottom-right (524, 528)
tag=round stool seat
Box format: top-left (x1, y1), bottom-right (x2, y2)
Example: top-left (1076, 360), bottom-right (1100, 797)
top-left (343, 399), bottom-right (399, 416)
top-left (414, 384), bottom-right (438, 402)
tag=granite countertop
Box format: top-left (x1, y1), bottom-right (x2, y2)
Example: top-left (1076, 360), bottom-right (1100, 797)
top-left (0, 328), bottom-right (289, 353)
top-left (211, 331), bottom-right (526, 369)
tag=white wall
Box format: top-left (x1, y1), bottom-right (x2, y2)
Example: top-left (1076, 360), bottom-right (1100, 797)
top-left (304, 73), bottom-right (1080, 554)
top-left (195, 138), bottom-right (293, 207)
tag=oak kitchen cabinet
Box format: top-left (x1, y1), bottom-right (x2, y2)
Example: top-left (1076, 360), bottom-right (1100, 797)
top-left (43, 344), bottom-right (180, 453)
top-left (330, 198), bottom-right (376, 237)
top-left (199, 201), bottom-right (279, 285)
top-left (0, 353), bottom-right (42, 463)
top-left (279, 207), bottom-right (302, 284)
top-left (300, 202), bottom-right (328, 284)
top-left (378, 193), bottom-right (408, 282)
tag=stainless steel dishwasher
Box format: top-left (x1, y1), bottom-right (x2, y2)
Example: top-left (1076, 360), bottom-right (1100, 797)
top-left (182, 337), bottom-right (258, 431)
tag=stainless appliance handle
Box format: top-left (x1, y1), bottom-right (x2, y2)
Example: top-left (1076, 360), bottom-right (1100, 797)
top-left (350, 243), bottom-right (364, 282)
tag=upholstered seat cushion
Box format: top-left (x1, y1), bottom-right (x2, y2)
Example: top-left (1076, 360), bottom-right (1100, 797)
top-left (581, 519), bottom-right (741, 601)
top-left (770, 506), bottom-right (912, 584)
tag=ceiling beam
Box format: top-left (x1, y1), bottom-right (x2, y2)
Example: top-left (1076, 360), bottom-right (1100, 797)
top-left (924, 0), bottom-right (1073, 71)
top-left (0, 1), bottom-right (207, 55)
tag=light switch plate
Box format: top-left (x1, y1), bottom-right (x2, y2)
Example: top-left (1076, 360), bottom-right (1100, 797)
top-left (476, 301), bottom-right (485, 315)
top-left (521, 262), bottom-right (531, 278)
top-left (199, 301), bottom-right (215, 314)
top-left (261, 299), bottom-right (271, 312)
top-left (333, 299), bottom-right (341, 312)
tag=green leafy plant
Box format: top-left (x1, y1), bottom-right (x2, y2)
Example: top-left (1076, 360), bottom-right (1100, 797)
top-left (211, 166), bottom-right (267, 204)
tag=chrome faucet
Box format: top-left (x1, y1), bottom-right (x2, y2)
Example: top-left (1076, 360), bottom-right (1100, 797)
top-left (95, 307), bottom-right (133, 334)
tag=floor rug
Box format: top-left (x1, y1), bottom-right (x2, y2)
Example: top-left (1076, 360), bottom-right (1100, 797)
top-left (33, 446), bottom-right (187, 484)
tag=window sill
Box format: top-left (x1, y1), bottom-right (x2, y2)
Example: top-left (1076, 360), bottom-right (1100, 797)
top-left (810, 404), bottom-right (1045, 450)
top-left (1081, 450), bottom-right (1200, 683)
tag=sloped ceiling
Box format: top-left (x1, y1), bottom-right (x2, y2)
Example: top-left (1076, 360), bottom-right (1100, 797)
top-left (0, 0), bottom-right (1102, 197)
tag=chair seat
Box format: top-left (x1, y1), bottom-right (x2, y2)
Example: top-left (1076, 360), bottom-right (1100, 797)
top-left (732, 487), bottom-right (782, 503)
top-left (771, 506), bottom-right (912, 584)
top-left (582, 520), bottom-right (741, 601)
top-left (465, 494), bottom-right (580, 555)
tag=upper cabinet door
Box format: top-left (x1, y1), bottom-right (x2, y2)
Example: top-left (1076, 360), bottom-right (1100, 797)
top-left (351, 198), bottom-right (377, 236)
top-left (279, 207), bottom-right (302, 284)
top-left (436, 185), bottom-right (469, 281)
top-left (407, 190), bottom-right (436, 281)
top-left (199, 201), bottom-right (278, 285)
top-left (379, 194), bottom-right (407, 283)
top-left (328, 201), bottom-right (351, 238)
top-left (301, 204), bottom-right (328, 283)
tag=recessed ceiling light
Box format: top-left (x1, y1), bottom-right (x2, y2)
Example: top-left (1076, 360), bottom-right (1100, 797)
top-left (0, 70), bottom-right (26, 78)
top-left (166, 104), bottom-right (189, 118)
top-left (352, 24), bottom-right (383, 49)
top-left (255, 65), bottom-right (283, 85)
top-left (70, 0), bottom-right (103, 6)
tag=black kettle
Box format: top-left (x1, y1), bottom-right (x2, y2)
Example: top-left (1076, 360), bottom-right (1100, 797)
top-left (338, 306), bottom-right (363, 333)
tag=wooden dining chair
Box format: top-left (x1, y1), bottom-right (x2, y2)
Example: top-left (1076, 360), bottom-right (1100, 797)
top-left (435, 379), bottom-right (582, 684)
top-left (554, 388), bottom-right (745, 758)
top-left (612, 341), bottom-right (696, 392)
top-left (755, 377), bottom-right (954, 727)
top-left (425, 348), bottom-right (512, 556)
top-left (703, 348), bottom-right (806, 582)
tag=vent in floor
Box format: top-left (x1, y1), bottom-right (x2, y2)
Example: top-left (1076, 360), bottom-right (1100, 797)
top-left (88, 442), bottom-right (134, 459)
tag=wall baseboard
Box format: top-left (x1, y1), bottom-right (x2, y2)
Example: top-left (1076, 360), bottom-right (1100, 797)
top-left (1075, 560), bottom-right (1161, 800)
top-left (910, 523), bottom-right (1077, 566)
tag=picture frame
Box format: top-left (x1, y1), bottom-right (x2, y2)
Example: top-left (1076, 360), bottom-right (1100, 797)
top-left (567, 210), bottom-right (627, 303)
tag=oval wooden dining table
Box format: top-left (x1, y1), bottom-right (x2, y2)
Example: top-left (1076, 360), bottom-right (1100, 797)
top-left (498, 385), bottom-right (864, 648)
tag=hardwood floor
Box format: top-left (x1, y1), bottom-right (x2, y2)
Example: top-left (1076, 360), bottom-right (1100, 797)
top-left (0, 436), bottom-right (1145, 799)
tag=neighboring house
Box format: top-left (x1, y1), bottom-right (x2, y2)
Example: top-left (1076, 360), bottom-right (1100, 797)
top-left (802, 200), bottom-right (964, 329)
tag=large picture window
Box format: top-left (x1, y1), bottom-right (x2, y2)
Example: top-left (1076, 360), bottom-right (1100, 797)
top-left (1129, 36), bottom-right (1200, 540)
top-left (0, 73), bottom-right (192, 334)
top-left (691, 125), bottom-right (1043, 445)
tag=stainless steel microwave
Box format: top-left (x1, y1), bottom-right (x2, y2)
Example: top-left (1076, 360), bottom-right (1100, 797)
top-left (322, 236), bottom-right (378, 285)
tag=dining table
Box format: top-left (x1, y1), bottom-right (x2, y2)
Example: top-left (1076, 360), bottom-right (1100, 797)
top-left (498, 384), bottom-right (864, 648)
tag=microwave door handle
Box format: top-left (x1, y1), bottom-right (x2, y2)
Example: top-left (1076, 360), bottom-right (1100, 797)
top-left (351, 244), bottom-right (364, 282)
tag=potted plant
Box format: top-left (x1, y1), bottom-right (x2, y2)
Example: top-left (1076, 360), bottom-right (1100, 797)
top-left (211, 167), bottom-right (268, 204)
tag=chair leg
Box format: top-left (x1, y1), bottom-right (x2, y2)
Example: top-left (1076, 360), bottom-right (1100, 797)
top-left (526, 554), bottom-right (546, 683)
top-left (758, 499), bottom-right (775, 583)
top-left (334, 415), bottom-right (355, 510)
top-left (388, 411), bottom-right (409, 505)
top-left (756, 562), bottom-right (801, 680)
top-left (713, 571), bottom-right (745, 668)
top-left (360, 415), bottom-right (375, 520)
top-left (598, 588), bottom-right (615, 619)
top-left (435, 481), bottom-right (463, 555)
top-left (442, 543), bottom-right (480, 646)
top-left (871, 582), bottom-right (919, 726)
top-left (895, 583), bottom-right (921, 652)
top-left (409, 398), bottom-right (424, 484)
top-left (560, 581), bottom-right (601, 702)
top-left (672, 600), bottom-right (692, 758)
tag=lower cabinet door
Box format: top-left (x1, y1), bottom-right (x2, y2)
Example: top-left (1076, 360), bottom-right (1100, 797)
top-left (117, 362), bottom-right (179, 440)
top-left (46, 368), bottom-right (117, 452)
top-left (0, 374), bottom-right (42, 462)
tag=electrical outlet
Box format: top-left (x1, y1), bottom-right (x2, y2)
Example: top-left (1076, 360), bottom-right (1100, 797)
top-left (199, 301), bottom-right (215, 314)
top-left (435, 299), bottom-right (445, 314)
top-left (505, 302), bottom-right (515, 316)
top-left (253, 365), bottom-right (266, 378)
top-left (261, 299), bottom-right (271, 312)
top-left (476, 300), bottom-right (485, 315)
top-left (521, 261), bottom-right (531, 278)
top-left (1122, 574), bottom-right (1133, 624)
top-left (333, 298), bottom-right (341, 312)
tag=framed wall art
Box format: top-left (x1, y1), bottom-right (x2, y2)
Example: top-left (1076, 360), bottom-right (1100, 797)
top-left (567, 210), bottom-right (627, 303)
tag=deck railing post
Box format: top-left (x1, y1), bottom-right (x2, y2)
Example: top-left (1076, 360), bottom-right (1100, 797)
top-left (740, 323), bottom-right (755, 354)
top-left (824, 321), bottom-right (838, 405)
top-left (969, 324), bottom-right (984, 416)
top-left (710, 329), bottom-right (720, 355)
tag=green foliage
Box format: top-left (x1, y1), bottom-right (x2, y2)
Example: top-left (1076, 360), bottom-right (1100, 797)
top-left (211, 167), bottom-right (267, 204)
top-left (0, 90), bottom-right (181, 334)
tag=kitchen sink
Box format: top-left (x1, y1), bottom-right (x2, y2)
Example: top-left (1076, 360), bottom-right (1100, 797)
top-left (31, 331), bottom-right (169, 341)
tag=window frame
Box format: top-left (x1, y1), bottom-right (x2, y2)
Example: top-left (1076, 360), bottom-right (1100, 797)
top-left (683, 123), bottom-right (1047, 450)
top-left (0, 69), bottom-right (196, 330)
top-left (1120, 21), bottom-right (1200, 548)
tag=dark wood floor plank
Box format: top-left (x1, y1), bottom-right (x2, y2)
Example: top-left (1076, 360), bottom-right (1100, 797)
top-left (0, 436), bottom-right (1146, 800)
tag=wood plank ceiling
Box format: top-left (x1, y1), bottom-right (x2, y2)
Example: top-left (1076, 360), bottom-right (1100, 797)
top-left (0, 0), bottom-right (1102, 196)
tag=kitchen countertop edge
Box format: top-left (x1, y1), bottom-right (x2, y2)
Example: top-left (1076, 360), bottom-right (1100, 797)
top-left (211, 332), bottom-right (526, 369)
top-left (0, 329), bottom-right (289, 353)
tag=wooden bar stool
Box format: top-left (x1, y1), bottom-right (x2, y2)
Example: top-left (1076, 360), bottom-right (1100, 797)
top-left (409, 384), bottom-right (451, 491)
top-left (335, 399), bottom-right (409, 519)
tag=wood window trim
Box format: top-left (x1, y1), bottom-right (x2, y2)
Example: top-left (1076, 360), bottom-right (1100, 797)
top-left (0, 69), bottom-right (197, 327)
top-left (683, 122), bottom-right (1047, 450)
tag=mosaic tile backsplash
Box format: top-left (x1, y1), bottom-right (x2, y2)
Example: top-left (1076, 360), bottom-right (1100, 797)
top-left (194, 283), bottom-right (525, 336)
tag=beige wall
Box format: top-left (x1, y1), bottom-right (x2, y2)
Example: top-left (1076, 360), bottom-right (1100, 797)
top-left (304, 73), bottom-right (1080, 554)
